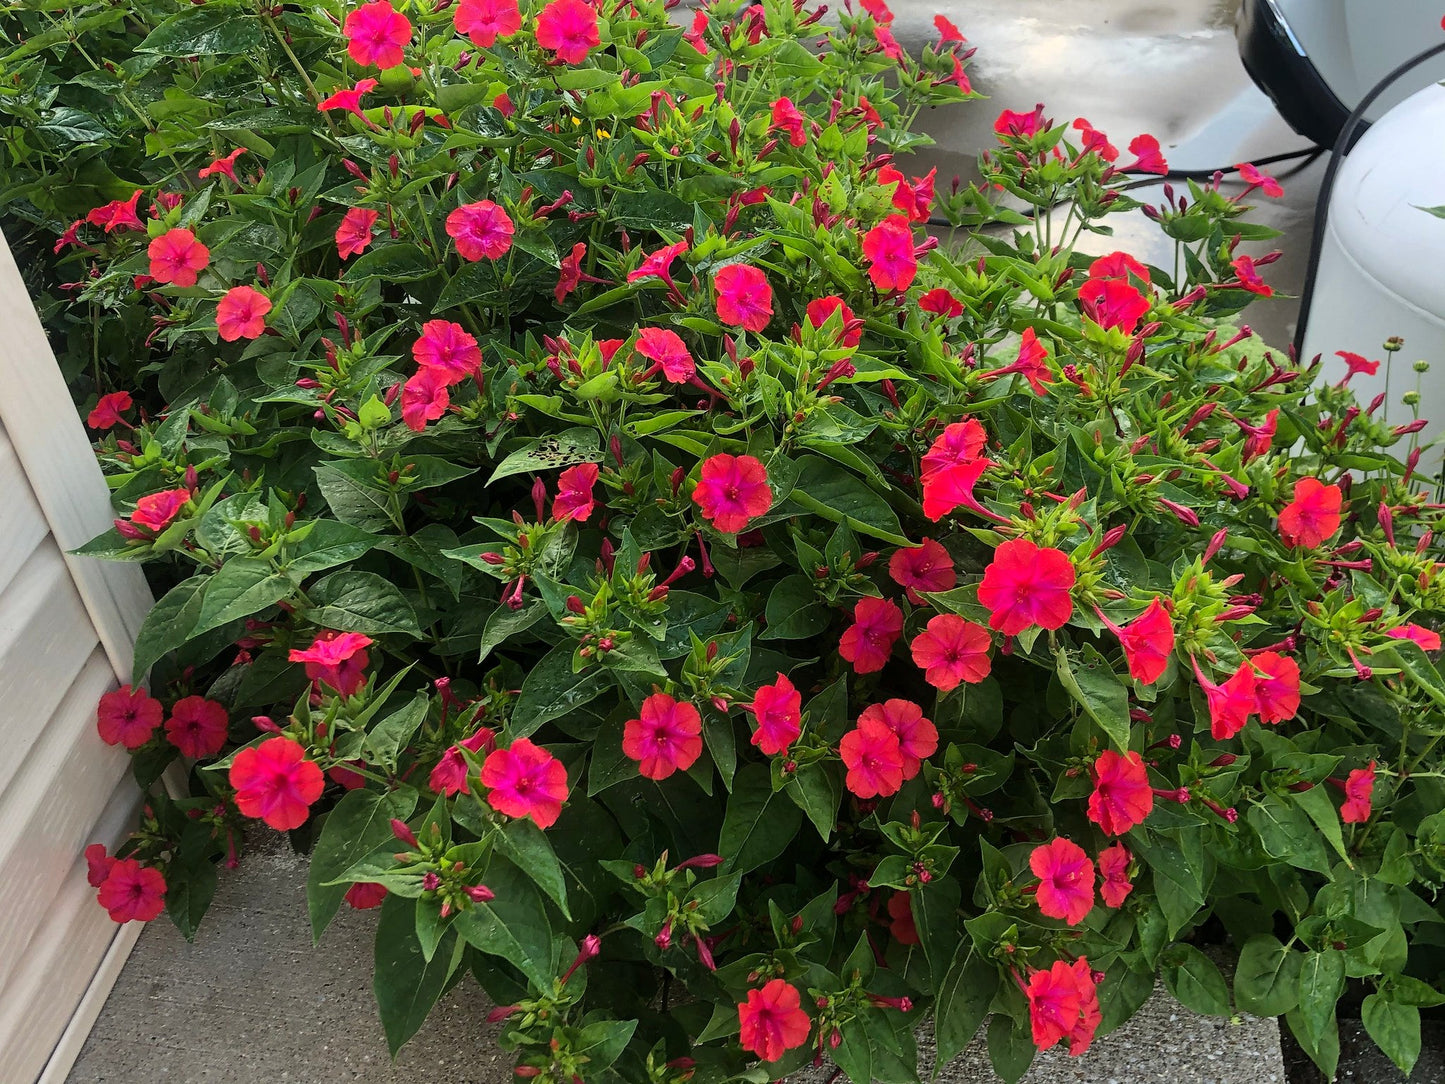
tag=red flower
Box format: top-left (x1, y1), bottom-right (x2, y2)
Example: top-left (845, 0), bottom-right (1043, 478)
top-left (750, 673), bottom-right (801, 755)
top-left (921, 419), bottom-right (986, 479)
top-left (1088, 251), bottom-right (1150, 286)
top-left (737, 979), bottom-right (811, 1062)
top-left (147, 228), bottom-right (210, 287)
top-left (1340, 761), bottom-right (1376, 824)
top-left (994, 106), bottom-right (1043, 139)
top-left (86, 190), bottom-right (145, 233)
top-left (1098, 843), bottom-right (1134, 908)
top-left (289, 631), bottom-right (373, 695)
top-left (838, 595), bottom-right (904, 674)
top-left (860, 0), bottom-right (892, 23)
top-left (130, 488), bottom-right (191, 532)
top-left (873, 24), bottom-right (904, 60)
top-left (805, 295), bottom-right (863, 347)
top-left (96, 859), bottom-right (166, 923)
top-left (454, 0), bottom-right (521, 46)
top-left (1027, 959), bottom-right (1082, 1051)
top-left (164, 695), bottom-right (229, 758)
top-left (861, 214), bottom-right (917, 292)
top-left (977, 538), bottom-right (1075, 635)
top-left (1336, 350), bottom-right (1380, 385)
top-left (934, 13), bottom-right (965, 43)
top-left (1237, 161), bottom-right (1284, 198)
top-left (555, 241), bottom-right (586, 304)
top-left (535, 0), bottom-right (600, 63)
top-left (1123, 133), bottom-right (1167, 174)
top-left (1073, 117), bottom-right (1118, 161)
top-left (446, 200), bottom-right (514, 261)
top-left (1231, 254), bottom-right (1272, 297)
top-left (918, 288), bottom-right (963, 318)
top-left (230, 736), bottom-right (325, 831)
top-left (982, 326), bottom-right (1052, 395)
top-left (1066, 959), bottom-right (1103, 1055)
top-left (430, 726), bottom-right (498, 796)
top-left (770, 97), bottom-right (807, 147)
top-left (1386, 624), bottom-right (1443, 651)
top-left (1192, 658), bottom-right (1257, 740)
top-left (344, 882), bottom-right (389, 910)
top-left (1030, 837), bottom-right (1095, 925)
top-left (910, 614), bottom-right (991, 692)
top-left (481, 737), bottom-right (569, 828)
top-left (713, 264), bottom-right (773, 332)
top-left (318, 79), bottom-right (379, 121)
top-left (336, 207), bottom-right (379, 259)
top-left (692, 453), bottom-right (772, 533)
top-left (1114, 597), bottom-right (1174, 684)
top-left (1278, 477), bottom-right (1342, 549)
top-left (553, 462), bottom-right (600, 522)
top-left (88, 390), bottom-right (133, 430)
top-left (888, 537), bottom-right (956, 604)
top-left (629, 239), bottom-right (689, 285)
top-left (858, 699), bottom-right (937, 779)
top-left (198, 148), bottom-right (246, 184)
top-left (887, 890), bottom-right (920, 944)
top-left (97, 685), bottom-right (163, 749)
top-left (919, 420), bottom-right (992, 522)
top-left (1078, 277), bottom-right (1149, 335)
top-left (1086, 750), bottom-right (1153, 836)
top-left (1240, 407), bottom-right (1279, 462)
top-left (402, 367), bottom-right (450, 431)
top-left (684, 8), bottom-right (709, 53)
top-left (839, 716), bottom-right (905, 798)
top-left (413, 319), bottom-right (482, 380)
top-left (635, 327), bottom-right (695, 383)
top-left (623, 692), bottom-right (704, 780)
top-left (85, 844), bottom-right (116, 888)
top-left (878, 166), bottom-right (934, 222)
top-left (343, 1), bottom-right (412, 68)
top-left (1250, 651), bottom-right (1300, 723)
top-left (215, 285), bottom-right (271, 342)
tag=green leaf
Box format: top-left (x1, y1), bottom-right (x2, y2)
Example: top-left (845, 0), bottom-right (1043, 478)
top-left (1247, 796), bottom-right (1331, 874)
top-left (308, 787), bottom-right (419, 942)
top-left (131, 575), bottom-right (207, 682)
top-left (719, 762), bottom-right (804, 875)
top-left (1291, 784), bottom-right (1352, 868)
top-left (1296, 949), bottom-right (1345, 1045)
top-left (830, 1019), bottom-right (872, 1084)
top-left (688, 872), bottom-right (743, 925)
top-left (453, 855), bottom-right (554, 989)
top-left (787, 456), bottom-right (910, 545)
top-left (511, 643), bottom-right (611, 737)
top-left (165, 848), bottom-right (219, 942)
top-left (1055, 644), bottom-right (1130, 751)
top-left (760, 574), bottom-right (831, 640)
top-left (373, 893), bottom-right (461, 1056)
top-left (912, 876), bottom-right (962, 994)
top-left (137, 7), bottom-right (267, 56)
top-left (1362, 993), bottom-right (1420, 1076)
top-left (496, 818), bottom-right (572, 919)
top-left (986, 1013), bottom-right (1036, 1084)
top-left (314, 461), bottom-right (397, 531)
top-left (573, 1020), bottom-right (637, 1073)
top-left (309, 571), bottom-right (423, 638)
top-left (1161, 944), bottom-right (1231, 1017)
top-left (1233, 934), bottom-right (1302, 1016)
top-left (787, 760), bottom-right (841, 840)
top-left (935, 948), bottom-right (998, 1069)
top-left (191, 558), bottom-right (294, 637)
top-left (366, 694), bottom-right (430, 771)
top-left (286, 520), bottom-right (379, 574)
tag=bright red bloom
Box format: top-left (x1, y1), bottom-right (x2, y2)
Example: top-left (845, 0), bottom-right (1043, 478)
top-left (130, 488), bottom-right (191, 532)
top-left (839, 716), bottom-right (905, 798)
top-left (1340, 761), bottom-right (1376, 824)
top-left (429, 726), bottom-right (498, 796)
top-left (635, 327), bottom-right (695, 382)
top-left (878, 166), bottom-right (935, 222)
top-left (553, 462), bottom-right (600, 522)
top-left (918, 288), bottom-right (963, 318)
top-left (623, 692), bottom-right (704, 780)
top-left (888, 890), bottom-right (920, 944)
top-left (289, 631), bottom-right (373, 695)
top-left (344, 882), bottom-right (389, 910)
top-left (1066, 959), bottom-right (1102, 1055)
top-left (1251, 651), bottom-right (1300, 724)
top-left (861, 214), bottom-right (917, 292)
top-left (1387, 624), bottom-right (1443, 651)
top-left (1072, 117), bottom-right (1118, 161)
top-left (413, 319), bottom-right (482, 380)
top-left (453, 0), bottom-right (521, 46)
top-left (147, 228), bottom-right (209, 287)
top-left (1278, 477), bottom-right (1342, 548)
top-left (873, 24), bottom-right (903, 60)
top-left (910, 614), bottom-right (991, 692)
top-left (978, 539), bottom-right (1075, 635)
top-left (1336, 350), bottom-right (1380, 384)
top-left (1027, 959), bottom-right (1083, 1051)
top-left (97, 685), bottom-right (163, 749)
top-left (920, 421), bottom-right (992, 521)
top-left (96, 859), bottom-right (166, 923)
top-left (535, 0), bottom-right (600, 63)
top-left (230, 736), bottom-right (325, 831)
top-left (934, 14), bottom-right (965, 43)
top-left (982, 326), bottom-right (1052, 395)
top-left (493, 91), bottom-right (516, 116)
top-left (629, 239), bottom-right (689, 286)
top-left (1088, 251), bottom-right (1150, 286)
top-left (1078, 277), bottom-right (1149, 335)
top-left (1231, 254), bottom-right (1272, 297)
top-left (446, 200), bottom-right (514, 261)
top-left (555, 241), bottom-right (586, 304)
top-left (86, 190), bottom-right (145, 233)
top-left (54, 218), bottom-right (84, 253)
top-left (216, 285), bottom-right (271, 342)
top-left (85, 844), bottom-right (116, 888)
top-left (1237, 161), bottom-right (1284, 198)
top-left (1115, 597), bottom-right (1174, 684)
top-left (401, 367), bottom-right (450, 431)
top-left (1097, 843), bottom-right (1134, 908)
top-left (805, 295), bottom-right (863, 347)
top-left (995, 106), bottom-right (1044, 139)
top-left (336, 207), bottom-right (379, 259)
top-left (1030, 838), bottom-right (1095, 925)
top-left (165, 695), bottom-right (229, 758)
top-left (343, 1), bottom-right (412, 68)
top-left (921, 419), bottom-right (986, 479)
top-left (1193, 658), bottom-right (1257, 740)
top-left (888, 537), bottom-right (956, 604)
top-left (713, 264), bottom-right (773, 332)
top-left (859, 699), bottom-right (937, 778)
top-left (318, 79), bottom-right (379, 120)
top-left (481, 737), bottom-right (569, 828)
top-left (1241, 408), bottom-right (1278, 462)
top-left (770, 97), bottom-right (807, 147)
top-left (750, 673), bottom-right (801, 755)
top-left (198, 148), bottom-right (246, 184)
top-left (88, 391), bottom-right (133, 430)
top-left (683, 8), bottom-right (709, 53)
top-left (1123, 133), bottom-right (1167, 174)
top-left (838, 595), bottom-right (904, 674)
top-left (1087, 750), bottom-right (1153, 836)
top-left (860, 0), bottom-right (892, 23)
top-left (692, 453), bottom-right (772, 533)
top-left (737, 979), bottom-right (811, 1062)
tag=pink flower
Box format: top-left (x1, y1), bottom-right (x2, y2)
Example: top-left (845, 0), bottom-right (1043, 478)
top-left (1078, 277), bottom-right (1149, 335)
top-left (1073, 118), bottom-right (1117, 161)
top-left (872, 24), bottom-right (904, 60)
top-left (839, 716), bottom-right (905, 798)
top-left (447, 200), bottom-right (514, 261)
top-left (88, 391), bottom-right (133, 430)
top-left (96, 859), bottom-right (166, 923)
top-left (430, 727), bottom-right (499, 796)
top-left (1278, 477), bottom-right (1342, 549)
top-left (918, 288), bottom-right (964, 318)
top-left (1097, 843), bottom-right (1133, 907)
top-left (1088, 251), bottom-right (1150, 286)
top-left (977, 539), bottom-right (1075, 635)
top-left (1251, 651), bottom-right (1300, 724)
top-left (684, 9), bottom-right (709, 53)
top-left (838, 595), bottom-right (903, 674)
top-left (336, 207), bottom-right (379, 259)
top-left (1231, 254), bottom-right (1272, 297)
top-left (635, 327), bottom-right (695, 383)
top-left (805, 295), bottom-right (863, 347)
top-left (750, 673), bottom-right (801, 755)
top-left (861, 214), bottom-right (916, 292)
top-left (454, 0), bottom-right (521, 46)
top-left (555, 241), bottom-right (586, 304)
top-left (552, 462), bottom-right (600, 522)
top-left (164, 695), bottom-right (229, 758)
top-left (147, 228), bottom-right (209, 287)
top-left (1340, 761), bottom-right (1376, 824)
top-left (1027, 960), bottom-right (1082, 1051)
top-left (1086, 750), bottom-right (1153, 835)
top-left (413, 319), bottom-right (482, 380)
top-left (535, 0), bottom-right (600, 63)
top-left (481, 738), bottom-right (570, 828)
top-left (1336, 350), bottom-right (1380, 385)
top-left (318, 79), bottom-right (379, 121)
top-left (921, 419), bottom-right (986, 478)
top-left (921, 454), bottom-right (989, 523)
top-left (1237, 161), bottom-right (1284, 198)
top-left (130, 488), bottom-right (191, 532)
top-left (910, 614), bottom-right (991, 691)
top-left (86, 844), bottom-right (116, 888)
top-left (230, 737), bottom-right (325, 831)
top-left (982, 327), bottom-right (1053, 395)
top-left (198, 148), bottom-right (246, 184)
top-left (401, 367), bottom-right (450, 431)
top-left (1386, 624), bottom-right (1443, 652)
top-left (628, 239), bottom-right (689, 286)
top-left (216, 285), bottom-right (271, 342)
top-left (343, 1), bottom-right (412, 68)
top-left (86, 190), bottom-right (145, 233)
top-left (713, 264), bottom-right (773, 332)
top-left (770, 97), bottom-right (807, 146)
top-left (858, 699), bottom-right (937, 779)
top-left (934, 14), bottom-right (965, 43)
top-left (860, 0), bottom-right (893, 23)
top-left (1192, 658), bottom-right (1257, 740)
top-left (888, 889), bottom-right (919, 943)
top-left (1114, 597), bottom-right (1174, 684)
top-left (994, 106), bottom-right (1044, 139)
top-left (1123, 133), bottom-right (1167, 174)
top-left (345, 882), bottom-right (389, 909)
top-left (888, 537), bottom-right (956, 604)
top-left (97, 685), bottom-right (163, 749)
top-left (623, 692), bottom-right (704, 780)
top-left (289, 631), bottom-right (373, 695)
top-left (1030, 838), bottom-right (1095, 925)
top-left (692, 453), bottom-right (772, 533)
top-left (737, 980), bottom-right (812, 1062)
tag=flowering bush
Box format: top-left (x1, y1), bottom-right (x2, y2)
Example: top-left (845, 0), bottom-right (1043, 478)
top-left (11, 0), bottom-right (1445, 1080)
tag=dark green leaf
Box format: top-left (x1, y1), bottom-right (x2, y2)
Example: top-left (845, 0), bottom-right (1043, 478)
top-left (719, 762), bottom-right (803, 875)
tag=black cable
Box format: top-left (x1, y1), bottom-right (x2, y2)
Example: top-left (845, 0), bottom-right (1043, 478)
top-left (1292, 40), bottom-right (1445, 357)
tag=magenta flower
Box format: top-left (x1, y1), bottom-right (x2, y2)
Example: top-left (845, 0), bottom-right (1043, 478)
top-left (713, 264), bottom-right (773, 332)
top-left (447, 200), bottom-right (514, 261)
top-left (481, 738), bottom-right (569, 828)
top-left (1030, 837), bottom-right (1095, 925)
top-left (692, 453), bottom-right (772, 533)
top-left (535, 0), bottom-right (600, 63)
top-left (343, 1), bottom-right (413, 69)
top-left (861, 214), bottom-right (916, 292)
top-left (454, 0), bottom-right (521, 46)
